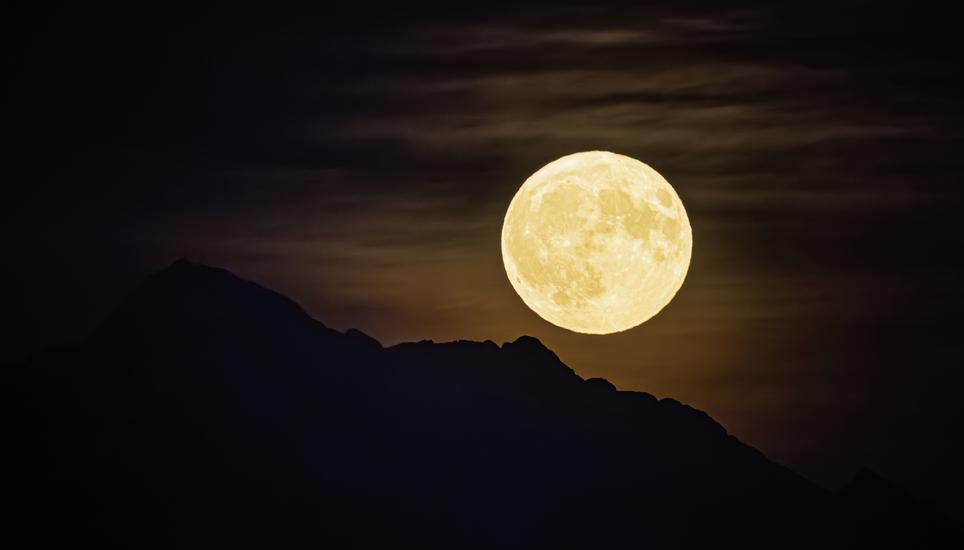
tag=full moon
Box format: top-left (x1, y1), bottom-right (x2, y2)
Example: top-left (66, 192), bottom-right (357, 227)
top-left (501, 151), bottom-right (692, 334)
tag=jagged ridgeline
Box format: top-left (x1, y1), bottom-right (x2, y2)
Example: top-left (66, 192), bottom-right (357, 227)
top-left (9, 261), bottom-right (960, 549)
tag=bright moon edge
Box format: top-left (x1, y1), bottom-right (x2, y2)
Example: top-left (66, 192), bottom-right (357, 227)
top-left (501, 151), bottom-right (692, 335)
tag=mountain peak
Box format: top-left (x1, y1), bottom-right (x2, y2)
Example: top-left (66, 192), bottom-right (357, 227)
top-left (150, 258), bottom-right (261, 290)
top-left (502, 335), bottom-right (556, 359)
top-left (140, 260), bottom-right (313, 317)
top-left (90, 260), bottom-right (336, 350)
top-left (586, 377), bottom-right (617, 392)
top-left (168, 257), bottom-right (200, 269)
top-left (508, 334), bottom-right (546, 346)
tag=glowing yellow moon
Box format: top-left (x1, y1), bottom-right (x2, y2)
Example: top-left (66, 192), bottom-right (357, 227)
top-left (501, 151), bottom-right (692, 334)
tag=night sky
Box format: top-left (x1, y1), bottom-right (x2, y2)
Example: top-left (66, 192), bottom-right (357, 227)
top-left (8, 1), bottom-right (964, 518)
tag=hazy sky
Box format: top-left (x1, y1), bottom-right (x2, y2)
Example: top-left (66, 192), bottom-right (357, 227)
top-left (8, 1), bottom-right (963, 517)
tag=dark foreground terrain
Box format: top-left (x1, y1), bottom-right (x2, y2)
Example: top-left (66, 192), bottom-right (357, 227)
top-left (9, 261), bottom-right (960, 548)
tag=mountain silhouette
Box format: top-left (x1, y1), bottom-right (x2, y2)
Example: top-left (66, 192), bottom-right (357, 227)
top-left (10, 260), bottom-right (960, 548)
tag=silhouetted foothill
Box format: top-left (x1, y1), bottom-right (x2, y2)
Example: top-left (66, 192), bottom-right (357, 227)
top-left (9, 261), bottom-right (961, 549)
top-left (586, 377), bottom-right (617, 392)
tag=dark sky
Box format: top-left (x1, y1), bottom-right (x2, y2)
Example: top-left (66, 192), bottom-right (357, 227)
top-left (8, 1), bottom-right (964, 518)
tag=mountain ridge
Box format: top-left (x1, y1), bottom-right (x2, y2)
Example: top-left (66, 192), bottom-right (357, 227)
top-left (10, 260), bottom-right (960, 549)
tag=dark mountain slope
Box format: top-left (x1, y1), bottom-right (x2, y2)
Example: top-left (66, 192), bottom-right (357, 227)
top-left (9, 261), bottom-right (958, 548)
